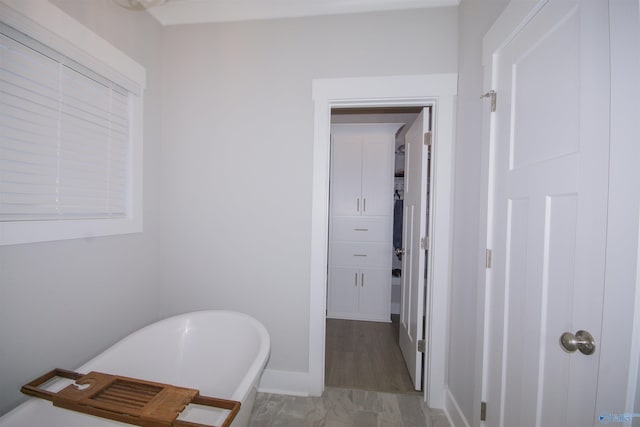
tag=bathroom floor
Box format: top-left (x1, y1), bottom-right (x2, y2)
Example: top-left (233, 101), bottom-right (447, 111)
top-left (248, 316), bottom-right (449, 426)
top-left (248, 387), bottom-right (449, 427)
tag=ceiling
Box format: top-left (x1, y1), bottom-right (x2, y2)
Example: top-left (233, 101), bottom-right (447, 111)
top-left (147, 0), bottom-right (459, 26)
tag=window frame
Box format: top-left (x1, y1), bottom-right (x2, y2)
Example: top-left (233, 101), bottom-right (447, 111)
top-left (0, 0), bottom-right (145, 246)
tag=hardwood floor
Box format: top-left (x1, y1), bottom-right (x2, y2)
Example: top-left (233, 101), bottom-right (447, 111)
top-left (324, 315), bottom-right (418, 394)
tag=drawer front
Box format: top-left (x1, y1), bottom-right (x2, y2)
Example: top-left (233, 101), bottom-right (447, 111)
top-left (331, 242), bottom-right (390, 267)
top-left (331, 217), bottom-right (390, 242)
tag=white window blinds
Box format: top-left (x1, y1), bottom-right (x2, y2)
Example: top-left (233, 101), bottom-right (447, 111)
top-left (0, 23), bottom-right (131, 222)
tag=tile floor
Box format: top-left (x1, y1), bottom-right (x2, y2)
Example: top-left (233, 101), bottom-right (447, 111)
top-left (248, 387), bottom-right (450, 427)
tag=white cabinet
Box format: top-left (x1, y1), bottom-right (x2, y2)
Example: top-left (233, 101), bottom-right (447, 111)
top-left (328, 266), bottom-right (389, 320)
top-left (328, 267), bottom-right (360, 315)
top-left (327, 124), bottom-right (400, 322)
top-left (330, 127), bottom-right (395, 217)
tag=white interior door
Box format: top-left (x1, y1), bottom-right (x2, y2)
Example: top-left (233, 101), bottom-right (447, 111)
top-left (484, 0), bottom-right (610, 425)
top-left (399, 107), bottom-right (430, 390)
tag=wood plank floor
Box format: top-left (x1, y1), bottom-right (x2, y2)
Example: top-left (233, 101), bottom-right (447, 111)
top-left (324, 315), bottom-right (418, 394)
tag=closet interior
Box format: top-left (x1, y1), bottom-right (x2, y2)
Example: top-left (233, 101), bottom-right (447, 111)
top-left (325, 107), bottom-right (425, 393)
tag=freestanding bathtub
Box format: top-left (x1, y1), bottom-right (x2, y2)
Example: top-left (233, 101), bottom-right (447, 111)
top-left (0, 310), bottom-right (270, 427)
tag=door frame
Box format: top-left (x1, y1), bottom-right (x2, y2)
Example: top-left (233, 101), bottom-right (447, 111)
top-left (309, 74), bottom-right (457, 408)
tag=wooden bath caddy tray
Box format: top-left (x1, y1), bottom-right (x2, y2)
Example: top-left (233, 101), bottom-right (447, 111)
top-left (21, 368), bottom-right (240, 427)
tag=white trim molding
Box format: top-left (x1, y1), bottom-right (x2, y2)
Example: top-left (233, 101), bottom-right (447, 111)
top-left (309, 73), bottom-right (457, 409)
top-left (258, 369), bottom-right (311, 397)
top-left (445, 387), bottom-right (470, 427)
top-left (148, 0), bottom-right (460, 26)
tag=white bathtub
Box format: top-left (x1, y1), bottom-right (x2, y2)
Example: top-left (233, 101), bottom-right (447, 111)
top-left (0, 310), bottom-right (270, 427)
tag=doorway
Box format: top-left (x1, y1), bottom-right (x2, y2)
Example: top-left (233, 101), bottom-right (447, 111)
top-left (309, 74), bottom-right (457, 408)
top-left (325, 106), bottom-right (424, 393)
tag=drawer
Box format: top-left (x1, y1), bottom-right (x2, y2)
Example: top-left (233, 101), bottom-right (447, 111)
top-left (331, 242), bottom-right (391, 267)
top-left (331, 217), bottom-right (390, 242)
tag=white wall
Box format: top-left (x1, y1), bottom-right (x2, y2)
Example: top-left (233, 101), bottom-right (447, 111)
top-left (0, 0), bottom-right (163, 415)
top-left (446, 0), bottom-right (508, 425)
top-left (158, 8), bottom-right (458, 380)
top-left (0, 3), bottom-right (461, 412)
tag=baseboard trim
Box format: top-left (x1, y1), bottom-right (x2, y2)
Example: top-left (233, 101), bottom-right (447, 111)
top-left (444, 388), bottom-right (470, 427)
top-left (390, 302), bottom-right (400, 314)
top-left (258, 369), bottom-right (311, 396)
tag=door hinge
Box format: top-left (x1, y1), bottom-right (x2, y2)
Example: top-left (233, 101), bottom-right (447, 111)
top-left (421, 237), bottom-right (429, 250)
top-left (480, 401), bottom-right (487, 421)
top-left (417, 339), bottom-right (426, 353)
top-left (485, 249), bottom-right (492, 268)
top-left (424, 131), bottom-right (432, 146)
top-left (481, 90), bottom-right (497, 112)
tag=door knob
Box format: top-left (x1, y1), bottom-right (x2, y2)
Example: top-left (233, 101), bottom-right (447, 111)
top-left (559, 330), bottom-right (596, 355)
top-left (395, 248), bottom-right (405, 256)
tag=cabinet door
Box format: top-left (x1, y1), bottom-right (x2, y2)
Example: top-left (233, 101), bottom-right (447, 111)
top-left (358, 268), bottom-right (390, 320)
top-left (330, 135), bottom-right (362, 216)
top-left (361, 135), bottom-right (393, 216)
top-left (327, 266), bottom-right (359, 316)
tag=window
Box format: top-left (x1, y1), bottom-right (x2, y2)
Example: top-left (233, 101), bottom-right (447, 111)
top-left (0, 1), bottom-right (145, 245)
